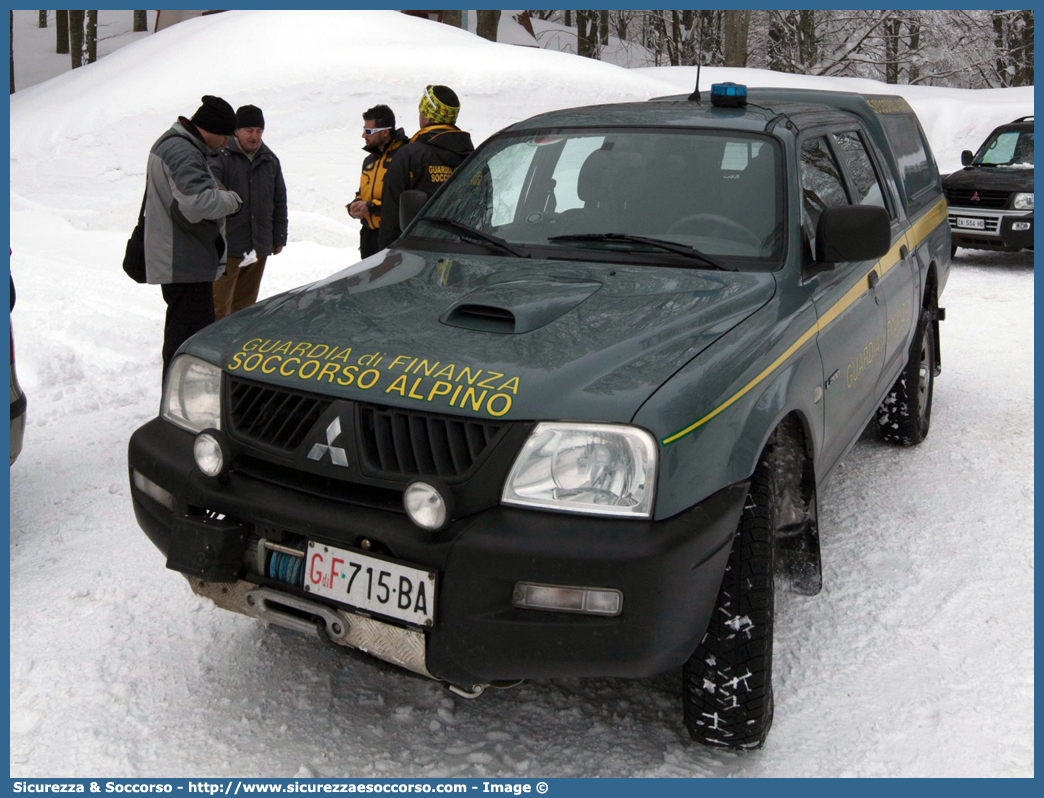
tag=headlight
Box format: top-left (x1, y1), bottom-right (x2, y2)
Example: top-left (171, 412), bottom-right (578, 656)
top-left (1014, 193), bottom-right (1034, 210)
top-left (161, 355), bottom-right (222, 433)
top-left (502, 423), bottom-right (657, 518)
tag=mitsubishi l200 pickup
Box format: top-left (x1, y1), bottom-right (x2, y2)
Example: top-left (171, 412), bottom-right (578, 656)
top-left (129, 85), bottom-right (950, 749)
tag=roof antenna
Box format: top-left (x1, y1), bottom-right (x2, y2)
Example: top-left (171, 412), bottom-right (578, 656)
top-left (688, 64), bottom-right (702, 102)
top-left (687, 22), bottom-right (706, 102)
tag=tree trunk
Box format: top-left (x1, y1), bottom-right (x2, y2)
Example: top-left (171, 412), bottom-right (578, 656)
top-left (798, 10), bottom-right (817, 70)
top-left (906, 20), bottom-right (921, 84)
top-left (616, 10), bottom-right (626, 41)
top-left (56, 10), bottom-right (69, 54)
top-left (133, 10), bottom-right (147, 32)
top-left (476, 10), bottom-right (499, 42)
top-left (1016, 10), bottom-right (1033, 86)
top-left (38, 11), bottom-right (47, 28)
top-left (69, 10), bottom-right (83, 68)
top-left (85, 10), bottom-right (97, 64)
top-left (723, 10), bottom-right (751, 67)
top-left (10, 11), bottom-right (15, 94)
top-left (992, 12), bottom-right (1009, 87)
top-left (884, 16), bottom-right (900, 83)
top-left (564, 10), bottom-right (571, 29)
top-left (576, 10), bottom-right (596, 58)
top-left (599, 10), bottom-right (609, 45)
top-left (442, 10), bottom-right (461, 29)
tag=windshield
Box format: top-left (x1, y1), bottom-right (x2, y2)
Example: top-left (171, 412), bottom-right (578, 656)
top-left (406, 128), bottom-right (784, 268)
top-left (974, 129), bottom-right (1034, 168)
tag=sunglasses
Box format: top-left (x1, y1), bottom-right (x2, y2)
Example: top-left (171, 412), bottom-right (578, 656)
top-left (363, 126), bottom-right (391, 135)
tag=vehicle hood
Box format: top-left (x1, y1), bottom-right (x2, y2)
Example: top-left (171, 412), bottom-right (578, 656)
top-left (186, 249), bottom-right (776, 423)
top-left (943, 165), bottom-right (1034, 194)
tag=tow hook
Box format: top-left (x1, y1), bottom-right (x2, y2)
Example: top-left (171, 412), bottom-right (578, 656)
top-left (446, 683), bottom-right (486, 699)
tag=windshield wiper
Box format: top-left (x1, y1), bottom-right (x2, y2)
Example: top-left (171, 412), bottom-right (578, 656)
top-left (547, 233), bottom-right (734, 271)
top-left (419, 217), bottom-right (530, 258)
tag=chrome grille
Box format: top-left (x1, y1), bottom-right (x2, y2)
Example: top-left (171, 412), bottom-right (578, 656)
top-left (227, 377), bottom-right (332, 453)
top-left (944, 187), bottom-right (1010, 209)
top-left (357, 404), bottom-right (505, 479)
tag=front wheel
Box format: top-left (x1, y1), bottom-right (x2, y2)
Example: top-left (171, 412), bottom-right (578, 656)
top-left (877, 307), bottom-right (935, 445)
top-left (682, 450), bottom-right (777, 749)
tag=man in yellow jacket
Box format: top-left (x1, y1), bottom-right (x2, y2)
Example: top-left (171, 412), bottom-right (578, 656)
top-left (348, 104), bottom-right (407, 258)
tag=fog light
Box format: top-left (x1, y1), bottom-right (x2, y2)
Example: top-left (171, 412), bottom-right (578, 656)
top-left (1012, 221), bottom-right (1031, 231)
top-left (404, 480), bottom-right (452, 531)
top-left (193, 429), bottom-right (230, 479)
top-left (132, 469), bottom-right (175, 511)
top-left (513, 582), bottom-right (623, 616)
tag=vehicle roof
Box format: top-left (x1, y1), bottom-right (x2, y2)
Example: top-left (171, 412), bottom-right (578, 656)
top-left (502, 87), bottom-right (913, 137)
top-left (991, 117), bottom-right (1034, 133)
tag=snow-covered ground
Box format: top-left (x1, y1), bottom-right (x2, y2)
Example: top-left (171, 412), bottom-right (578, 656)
top-left (8, 10), bottom-right (1034, 778)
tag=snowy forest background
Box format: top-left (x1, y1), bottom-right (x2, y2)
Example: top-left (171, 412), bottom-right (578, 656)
top-left (10, 10), bottom-right (1035, 94)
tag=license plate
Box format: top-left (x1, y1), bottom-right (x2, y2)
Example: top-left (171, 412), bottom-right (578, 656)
top-left (956, 217), bottom-right (985, 230)
top-left (305, 542), bottom-right (435, 626)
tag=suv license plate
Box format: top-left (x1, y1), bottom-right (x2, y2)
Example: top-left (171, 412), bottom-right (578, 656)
top-left (306, 542), bottom-right (435, 626)
top-left (956, 217), bottom-right (986, 230)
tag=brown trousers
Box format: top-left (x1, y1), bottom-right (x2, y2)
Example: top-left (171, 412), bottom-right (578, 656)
top-left (213, 255), bottom-right (268, 320)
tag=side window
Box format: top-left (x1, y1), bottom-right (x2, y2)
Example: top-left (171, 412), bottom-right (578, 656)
top-left (879, 114), bottom-right (937, 207)
top-left (799, 137), bottom-right (848, 244)
top-left (833, 131), bottom-right (887, 212)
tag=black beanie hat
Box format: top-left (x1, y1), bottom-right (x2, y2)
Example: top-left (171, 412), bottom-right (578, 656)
top-left (236, 104), bottom-right (265, 130)
top-left (190, 95), bottom-right (236, 136)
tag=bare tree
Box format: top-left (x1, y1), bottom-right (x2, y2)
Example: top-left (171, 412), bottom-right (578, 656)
top-left (575, 10), bottom-right (598, 58)
top-left (56, 10), bottom-right (69, 54)
top-left (442, 10), bottom-right (461, 29)
top-left (476, 10), bottom-right (500, 42)
top-left (85, 10), bottom-right (97, 64)
top-left (133, 10), bottom-right (147, 32)
top-left (724, 10), bottom-right (751, 67)
top-left (599, 10), bottom-right (609, 46)
top-left (38, 11), bottom-right (47, 28)
top-left (68, 10), bottom-right (83, 67)
top-left (10, 11), bottom-right (15, 94)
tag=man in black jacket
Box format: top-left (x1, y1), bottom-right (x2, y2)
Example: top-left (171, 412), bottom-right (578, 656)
top-left (348, 104), bottom-right (408, 259)
top-left (377, 86), bottom-right (475, 251)
top-left (209, 104), bottom-right (288, 320)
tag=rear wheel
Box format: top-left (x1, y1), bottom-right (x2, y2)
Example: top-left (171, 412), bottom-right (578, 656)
top-left (682, 448), bottom-right (778, 749)
top-left (877, 307), bottom-right (935, 445)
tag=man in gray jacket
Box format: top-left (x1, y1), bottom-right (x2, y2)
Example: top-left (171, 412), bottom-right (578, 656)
top-left (209, 104), bottom-right (288, 320)
top-left (145, 95), bottom-right (242, 383)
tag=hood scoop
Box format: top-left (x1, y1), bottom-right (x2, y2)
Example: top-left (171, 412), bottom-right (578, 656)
top-left (440, 277), bottom-right (602, 334)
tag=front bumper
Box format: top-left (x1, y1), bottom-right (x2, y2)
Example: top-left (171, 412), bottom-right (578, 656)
top-left (948, 206), bottom-right (1033, 251)
top-left (129, 417), bottom-right (745, 689)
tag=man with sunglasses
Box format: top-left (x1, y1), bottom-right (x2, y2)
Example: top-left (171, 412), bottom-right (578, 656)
top-left (348, 104), bottom-right (408, 259)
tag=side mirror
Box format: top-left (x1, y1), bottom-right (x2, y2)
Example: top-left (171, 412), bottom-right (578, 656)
top-left (400, 190), bottom-right (429, 231)
top-left (815, 205), bottom-right (891, 264)
top-left (961, 150), bottom-right (974, 166)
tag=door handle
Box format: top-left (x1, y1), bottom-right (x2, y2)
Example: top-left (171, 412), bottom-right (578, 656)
top-left (867, 270), bottom-right (880, 290)
top-left (900, 244), bottom-right (909, 258)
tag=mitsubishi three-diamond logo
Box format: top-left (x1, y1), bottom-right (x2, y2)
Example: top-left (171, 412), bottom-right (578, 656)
top-left (307, 417), bottom-right (348, 467)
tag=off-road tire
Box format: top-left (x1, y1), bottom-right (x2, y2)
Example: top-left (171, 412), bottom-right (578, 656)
top-left (877, 307), bottom-right (935, 445)
top-left (682, 451), bottom-right (777, 750)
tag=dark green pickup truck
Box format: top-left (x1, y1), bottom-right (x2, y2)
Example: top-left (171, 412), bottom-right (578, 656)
top-left (129, 86), bottom-right (950, 749)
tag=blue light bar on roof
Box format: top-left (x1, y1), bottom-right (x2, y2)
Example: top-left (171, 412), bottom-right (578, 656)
top-left (711, 82), bottom-right (747, 108)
